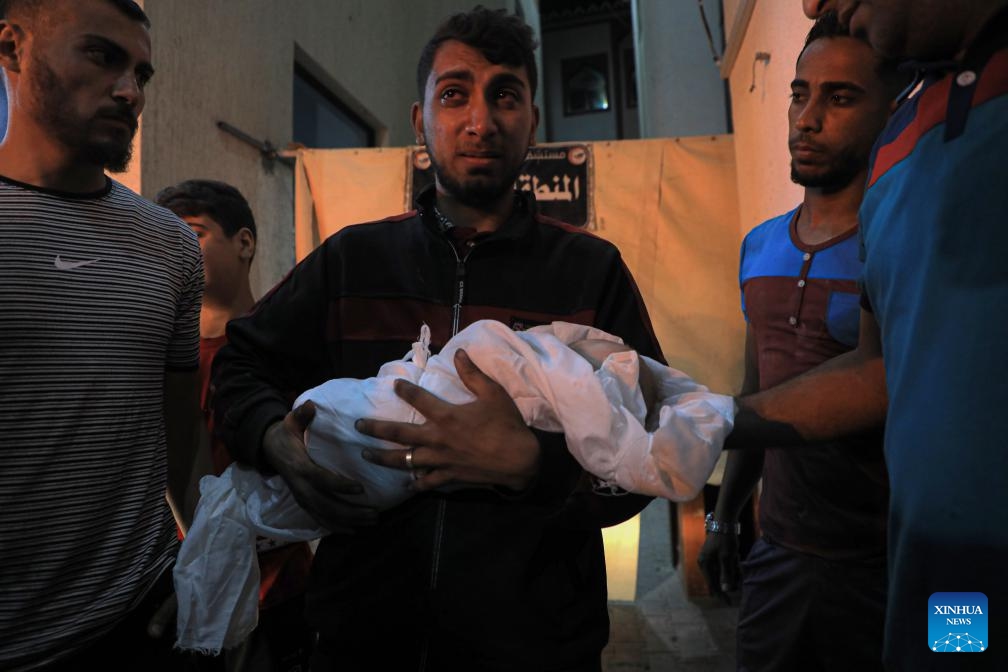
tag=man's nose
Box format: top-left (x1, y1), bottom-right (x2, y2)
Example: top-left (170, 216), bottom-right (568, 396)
top-left (111, 72), bottom-right (143, 111)
top-left (794, 99), bottom-right (823, 132)
top-left (802, 0), bottom-right (835, 19)
top-left (466, 96), bottom-right (498, 137)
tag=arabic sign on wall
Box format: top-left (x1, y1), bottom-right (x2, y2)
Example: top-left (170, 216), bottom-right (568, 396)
top-left (407, 143), bottom-right (594, 228)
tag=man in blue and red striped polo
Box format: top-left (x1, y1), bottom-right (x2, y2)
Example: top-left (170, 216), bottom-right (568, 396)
top-left (731, 1), bottom-right (1008, 669)
top-left (700, 14), bottom-right (905, 670)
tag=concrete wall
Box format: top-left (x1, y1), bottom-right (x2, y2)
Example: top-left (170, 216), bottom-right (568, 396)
top-left (723, 0), bottom-right (810, 237)
top-left (632, 0), bottom-right (729, 139)
top-left (130, 0), bottom-right (516, 297)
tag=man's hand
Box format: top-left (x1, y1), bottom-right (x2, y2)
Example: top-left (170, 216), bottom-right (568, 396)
top-left (697, 531), bottom-right (741, 604)
top-left (263, 401), bottom-right (379, 532)
top-left (356, 349), bottom-right (541, 492)
top-left (147, 592), bottom-right (177, 640)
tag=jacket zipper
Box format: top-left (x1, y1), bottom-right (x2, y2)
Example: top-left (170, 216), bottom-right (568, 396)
top-left (451, 251), bottom-right (468, 335)
top-left (421, 238), bottom-right (475, 671)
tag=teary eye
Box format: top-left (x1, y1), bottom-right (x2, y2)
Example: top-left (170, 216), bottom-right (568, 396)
top-left (85, 47), bottom-right (110, 64)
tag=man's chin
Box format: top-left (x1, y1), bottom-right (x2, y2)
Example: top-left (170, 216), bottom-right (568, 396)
top-left (440, 173), bottom-right (516, 206)
top-left (791, 165), bottom-right (823, 186)
top-left (103, 162), bottom-right (131, 175)
top-left (82, 142), bottom-right (133, 174)
top-left (791, 169), bottom-right (858, 193)
top-left (454, 183), bottom-right (513, 208)
top-left (792, 162), bottom-right (838, 184)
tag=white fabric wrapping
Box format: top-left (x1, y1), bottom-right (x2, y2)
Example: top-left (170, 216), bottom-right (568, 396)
top-left (174, 319), bottom-right (734, 653)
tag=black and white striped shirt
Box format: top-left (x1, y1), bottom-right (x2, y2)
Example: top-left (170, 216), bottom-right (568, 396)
top-left (0, 176), bottom-right (203, 669)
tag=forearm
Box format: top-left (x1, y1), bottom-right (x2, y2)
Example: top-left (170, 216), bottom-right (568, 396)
top-left (725, 346), bottom-right (886, 450)
top-left (579, 491), bottom-right (653, 528)
top-left (213, 313), bottom-right (319, 469)
top-left (552, 485), bottom-right (653, 530)
top-left (513, 429), bottom-right (651, 528)
top-left (164, 370), bottom-right (203, 531)
top-left (212, 250), bottom-right (334, 470)
top-left (712, 448), bottom-right (763, 523)
top-left (213, 359), bottom-right (290, 471)
top-left (550, 439), bottom-right (652, 530)
top-left (505, 429), bottom-right (580, 506)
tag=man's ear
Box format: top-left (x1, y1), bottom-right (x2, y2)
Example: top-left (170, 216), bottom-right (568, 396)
top-left (410, 101), bottom-right (425, 145)
top-left (0, 21), bottom-right (25, 74)
top-left (237, 228), bottom-right (255, 262)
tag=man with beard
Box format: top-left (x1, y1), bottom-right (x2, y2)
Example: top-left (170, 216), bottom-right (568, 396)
top-left (0, 1), bottom-right (204, 670)
top-left (210, 6), bottom-right (661, 670)
top-left (698, 15), bottom-right (903, 670)
top-left (726, 0), bottom-right (1008, 669)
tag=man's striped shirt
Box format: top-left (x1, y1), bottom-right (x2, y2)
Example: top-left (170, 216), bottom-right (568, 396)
top-left (0, 176), bottom-right (203, 669)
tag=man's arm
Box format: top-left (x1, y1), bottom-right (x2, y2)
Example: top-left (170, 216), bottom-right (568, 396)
top-left (726, 309), bottom-right (887, 449)
top-left (164, 369), bottom-right (203, 533)
top-left (150, 372), bottom-right (207, 639)
top-left (698, 326), bottom-right (763, 597)
top-left (163, 231), bottom-right (204, 534)
top-left (212, 245), bottom-right (376, 530)
top-left (261, 402), bottom-right (379, 532)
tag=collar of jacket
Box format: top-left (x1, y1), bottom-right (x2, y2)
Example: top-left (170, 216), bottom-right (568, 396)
top-left (413, 184), bottom-right (540, 245)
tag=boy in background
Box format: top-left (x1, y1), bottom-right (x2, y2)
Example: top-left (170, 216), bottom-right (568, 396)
top-left (157, 180), bottom-right (315, 672)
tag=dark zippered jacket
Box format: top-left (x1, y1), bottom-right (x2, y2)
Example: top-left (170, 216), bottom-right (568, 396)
top-left (211, 189), bottom-right (664, 670)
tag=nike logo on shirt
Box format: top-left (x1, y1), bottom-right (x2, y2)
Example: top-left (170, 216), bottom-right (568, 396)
top-left (54, 255), bottom-right (101, 270)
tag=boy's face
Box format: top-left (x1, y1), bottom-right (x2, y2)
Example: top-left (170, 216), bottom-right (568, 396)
top-left (183, 214), bottom-right (252, 303)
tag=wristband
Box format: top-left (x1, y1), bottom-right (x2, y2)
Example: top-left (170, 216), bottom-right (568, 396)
top-left (704, 512), bottom-right (741, 535)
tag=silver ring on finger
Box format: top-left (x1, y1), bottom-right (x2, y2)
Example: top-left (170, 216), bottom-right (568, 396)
top-left (405, 446), bottom-right (415, 472)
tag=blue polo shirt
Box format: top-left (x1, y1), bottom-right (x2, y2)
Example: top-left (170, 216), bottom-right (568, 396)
top-left (741, 208), bottom-right (887, 559)
top-left (859, 8), bottom-right (1008, 668)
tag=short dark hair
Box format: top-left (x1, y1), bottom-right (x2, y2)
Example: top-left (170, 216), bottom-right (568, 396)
top-left (155, 179), bottom-right (257, 242)
top-left (0, 0), bottom-right (150, 28)
top-left (416, 5), bottom-right (538, 102)
top-left (798, 11), bottom-right (910, 97)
